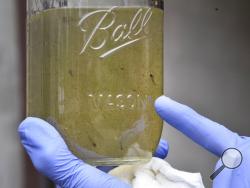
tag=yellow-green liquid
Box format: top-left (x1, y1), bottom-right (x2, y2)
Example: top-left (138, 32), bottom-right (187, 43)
top-left (27, 7), bottom-right (163, 165)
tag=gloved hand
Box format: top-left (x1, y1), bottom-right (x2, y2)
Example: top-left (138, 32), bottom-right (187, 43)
top-left (18, 117), bottom-right (168, 188)
top-left (155, 96), bottom-right (250, 188)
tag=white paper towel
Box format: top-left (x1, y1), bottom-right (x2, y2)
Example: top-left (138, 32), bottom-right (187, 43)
top-left (109, 157), bottom-right (205, 188)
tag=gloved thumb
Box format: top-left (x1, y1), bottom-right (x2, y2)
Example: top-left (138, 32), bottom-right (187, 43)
top-left (18, 117), bottom-right (131, 188)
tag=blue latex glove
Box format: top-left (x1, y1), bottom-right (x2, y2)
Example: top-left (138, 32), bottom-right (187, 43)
top-left (18, 117), bottom-right (168, 188)
top-left (155, 96), bottom-right (250, 188)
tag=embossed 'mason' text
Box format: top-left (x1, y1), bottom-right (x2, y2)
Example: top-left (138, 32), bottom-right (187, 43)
top-left (78, 7), bottom-right (152, 58)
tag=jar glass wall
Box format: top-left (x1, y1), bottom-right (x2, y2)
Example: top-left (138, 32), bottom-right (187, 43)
top-left (27, 0), bottom-right (164, 166)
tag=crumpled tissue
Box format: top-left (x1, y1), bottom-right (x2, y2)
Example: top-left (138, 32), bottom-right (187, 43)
top-left (109, 157), bottom-right (205, 188)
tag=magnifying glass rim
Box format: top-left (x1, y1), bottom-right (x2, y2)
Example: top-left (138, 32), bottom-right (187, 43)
top-left (221, 147), bottom-right (243, 169)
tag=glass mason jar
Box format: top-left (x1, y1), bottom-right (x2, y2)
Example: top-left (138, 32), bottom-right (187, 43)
top-left (27, 0), bottom-right (164, 166)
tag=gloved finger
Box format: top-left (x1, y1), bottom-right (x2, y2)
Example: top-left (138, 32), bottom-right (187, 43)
top-left (97, 166), bottom-right (116, 173)
top-left (153, 139), bottom-right (169, 159)
top-left (154, 96), bottom-right (240, 157)
top-left (18, 117), bottom-right (131, 188)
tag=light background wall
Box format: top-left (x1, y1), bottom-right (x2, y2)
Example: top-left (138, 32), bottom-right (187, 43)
top-left (0, 0), bottom-right (24, 187)
top-left (162, 0), bottom-right (250, 187)
top-left (0, 0), bottom-right (250, 188)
